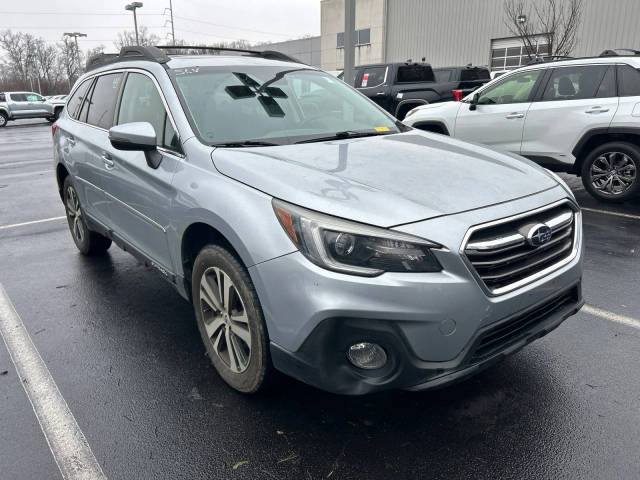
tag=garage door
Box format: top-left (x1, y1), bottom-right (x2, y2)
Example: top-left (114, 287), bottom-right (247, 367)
top-left (490, 36), bottom-right (550, 73)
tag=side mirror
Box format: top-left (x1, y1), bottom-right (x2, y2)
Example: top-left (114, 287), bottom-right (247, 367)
top-left (469, 92), bottom-right (480, 111)
top-left (109, 122), bottom-right (162, 169)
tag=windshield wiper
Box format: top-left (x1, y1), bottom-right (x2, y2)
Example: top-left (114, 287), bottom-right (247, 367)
top-left (295, 130), bottom-right (392, 144)
top-left (212, 140), bottom-right (281, 148)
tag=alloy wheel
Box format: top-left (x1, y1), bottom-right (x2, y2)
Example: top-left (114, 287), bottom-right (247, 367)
top-left (0, 115), bottom-right (6, 127)
top-left (199, 267), bottom-right (252, 373)
top-left (589, 151), bottom-right (637, 196)
top-left (65, 185), bottom-right (85, 244)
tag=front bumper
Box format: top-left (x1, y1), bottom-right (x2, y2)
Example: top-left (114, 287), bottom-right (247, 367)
top-left (249, 188), bottom-right (584, 394)
top-left (270, 283), bottom-right (582, 395)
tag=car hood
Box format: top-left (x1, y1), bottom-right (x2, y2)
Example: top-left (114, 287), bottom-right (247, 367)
top-left (211, 131), bottom-right (558, 227)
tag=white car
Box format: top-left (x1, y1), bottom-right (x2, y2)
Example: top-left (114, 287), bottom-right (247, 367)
top-left (404, 54), bottom-right (640, 202)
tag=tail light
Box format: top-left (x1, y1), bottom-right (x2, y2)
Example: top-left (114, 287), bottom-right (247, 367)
top-left (452, 90), bottom-right (463, 101)
top-left (51, 124), bottom-right (57, 137)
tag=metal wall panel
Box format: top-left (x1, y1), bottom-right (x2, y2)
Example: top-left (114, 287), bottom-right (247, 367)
top-left (385, 0), bottom-right (640, 68)
top-left (257, 36), bottom-right (322, 67)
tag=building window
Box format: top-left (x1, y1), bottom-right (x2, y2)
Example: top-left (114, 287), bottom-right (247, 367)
top-left (336, 28), bottom-right (371, 49)
top-left (358, 28), bottom-right (370, 45)
top-left (490, 40), bottom-right (549, 72)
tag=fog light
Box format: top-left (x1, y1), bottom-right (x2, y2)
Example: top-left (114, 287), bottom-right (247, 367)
top-left (347, 342), bottom-right (387, 370)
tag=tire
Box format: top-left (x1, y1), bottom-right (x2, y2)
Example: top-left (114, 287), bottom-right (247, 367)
top-left (581, 142), bottom-right (640, 203)
top-left (0, 112), bottom-right (7, 127)
top-left (191, 245), bottom-right (272, 393)
top-left (62, 176), bottom-right (112, 255)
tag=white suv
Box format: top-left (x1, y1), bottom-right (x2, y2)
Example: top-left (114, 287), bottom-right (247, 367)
top-left (404, 55), bottom-right (640, 203)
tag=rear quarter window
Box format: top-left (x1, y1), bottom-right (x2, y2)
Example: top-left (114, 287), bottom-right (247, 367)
top-left (67, 79), bottom-right (93, 120)
top-left (618, 65), bottom-right (640, 97)
top-left (460, 69), bottom-right (490, 81)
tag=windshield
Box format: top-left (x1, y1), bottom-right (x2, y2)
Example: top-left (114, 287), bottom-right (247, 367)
top-left (170, 66), bottom-right (400, 145)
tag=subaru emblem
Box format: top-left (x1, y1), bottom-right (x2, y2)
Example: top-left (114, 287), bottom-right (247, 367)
top-left (527, 224), bottom-right (552, 247)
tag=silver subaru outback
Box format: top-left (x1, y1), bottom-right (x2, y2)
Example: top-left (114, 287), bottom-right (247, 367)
top-left (53, 46), bottom-right (584, 395)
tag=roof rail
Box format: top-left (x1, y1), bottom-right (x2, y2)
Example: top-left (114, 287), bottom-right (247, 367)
top-left (154, 45), bottom-right (304, 64)
top-left (86, 45), bottom-right (170, 71)
top-left (526, 55), bottom-right (574, 66)
top-left (600, 48), bottom-right (640, 57)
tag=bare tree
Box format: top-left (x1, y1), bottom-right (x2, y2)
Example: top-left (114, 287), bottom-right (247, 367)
top-left (0, 30), bottom-right (30, 82)
top-left (57, 37), bottom-right (81, 89)
top-left (504, 0), bottom-right (583, 59)
top-left (114, 27), bottom-right (160, 50)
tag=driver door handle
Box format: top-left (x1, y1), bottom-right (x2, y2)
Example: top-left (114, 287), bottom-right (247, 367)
top-left (505, 112), bottom-right (525, 119)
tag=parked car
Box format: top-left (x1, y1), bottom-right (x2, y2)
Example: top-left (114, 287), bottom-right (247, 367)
top-left (432, 65), bottom-right (490, 100)
top-left (404, 54), bottom-right (640, 202)
top-left (46, 94), bottom-right (67, 120)
top-left (0, 91), bottom-right (57, 127)
top-left (351, 62), bottom-right (488, 119)
top-left (54, 46), bottom-right (583, 395)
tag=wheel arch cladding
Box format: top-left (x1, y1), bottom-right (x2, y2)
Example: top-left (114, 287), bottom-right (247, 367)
top-left (573, 129), bottom-right (640, 174)
top-left (181, 222), bottom-right (245, 296)
top-left (56, 163), bottom-right (70, 200)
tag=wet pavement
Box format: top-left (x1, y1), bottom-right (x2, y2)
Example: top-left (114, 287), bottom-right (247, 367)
top-left (1, 120), bottom-right (639, 480)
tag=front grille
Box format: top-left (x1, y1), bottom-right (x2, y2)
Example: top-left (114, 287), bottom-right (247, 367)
top-left (464, 202), bottom-right (577, 294)
top-left (470, 286), bottom-right (579, 361)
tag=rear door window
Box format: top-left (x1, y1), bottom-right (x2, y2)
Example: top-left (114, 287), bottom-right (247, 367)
top-left (67, 79), bottom-right (93, 120)
top-left (10, 93), bottom-right (27, 102)
top-left (0, 94), bottom-right (5, 102)
top-left (396, 65), bottom-right (435, 83)
top-left (595, 66), bottom-right (616, 98)
top-left (85, 73), bottom-right (124, 129)
top-left (356, 66), bottom-right (386, 88)
top-left (541, 65), bottom-right (609, 101)
top-left (617, 64), bottom-right (640, 97)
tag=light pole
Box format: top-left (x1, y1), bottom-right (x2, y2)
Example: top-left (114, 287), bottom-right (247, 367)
top-left (343, 0), bottom-right (355, 86)
top-left (64, 32), bottom-right (87, 86)
top-left (125, 2), bottom-right (144, 45)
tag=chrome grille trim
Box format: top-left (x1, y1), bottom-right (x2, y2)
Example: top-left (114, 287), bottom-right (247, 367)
top-left (461, 200), bottom-right (581, 296)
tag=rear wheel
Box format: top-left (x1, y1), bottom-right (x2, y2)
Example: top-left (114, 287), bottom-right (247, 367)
top-left (192, 245), bottom-right (272, 393)
top-left (0, 112), bottom-right (7, 127)
top-left (62, 176), bottom-right (112, 255)
top-left (581, 142), bottom-right (639, 202)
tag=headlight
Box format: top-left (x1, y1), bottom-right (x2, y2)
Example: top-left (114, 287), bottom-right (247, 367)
top-left (273, 199), bottom-right (442, 276)
top-left (547, 170), bottom-right (576, 200)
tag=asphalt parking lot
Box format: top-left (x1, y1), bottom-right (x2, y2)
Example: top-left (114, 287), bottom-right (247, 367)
top-left (1, 119), bottom-right (639, 480)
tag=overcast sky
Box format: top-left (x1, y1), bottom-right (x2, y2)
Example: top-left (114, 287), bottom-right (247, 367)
top-left (1, 0), bottom-right (321, 52)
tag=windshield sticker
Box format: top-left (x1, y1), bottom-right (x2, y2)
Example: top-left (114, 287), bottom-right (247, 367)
top-left (374, 126), bottom-right (390, 132)
top-left (361, 73), bottom-right (369, 87)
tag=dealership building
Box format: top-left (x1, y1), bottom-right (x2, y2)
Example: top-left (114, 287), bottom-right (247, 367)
top-left (268, 0), bottom-right (640, 73)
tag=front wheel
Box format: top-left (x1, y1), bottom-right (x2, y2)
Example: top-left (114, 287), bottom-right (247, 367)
top-left (192, 245), bottom-right (272, 393)
top-left (581, 142), bottom-right (639, 202)
top-left (63, 176), bottom-right (112, 255)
